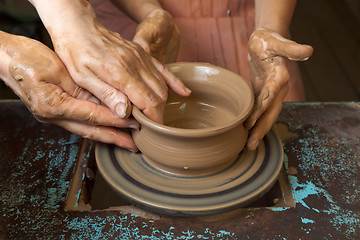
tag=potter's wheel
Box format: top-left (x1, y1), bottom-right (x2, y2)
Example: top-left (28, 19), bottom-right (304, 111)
top-left (95, 129), bottom-right (283, 216)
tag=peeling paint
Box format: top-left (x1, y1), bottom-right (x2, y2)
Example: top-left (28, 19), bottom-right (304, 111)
top-left (280, 104), bottom-right (360, 238)
top-left (289, 177), bottom-right (320, 212)
top-left (62, 216), bottom-right (239, 240)
top-left (301, 217), bottom-right (315, 224)
top-left (266, 207), bottom-right (290, 212)
top-left (289, 174), bottom-right (360, 236)
top-left (45, 134), bottom-right (80, 210)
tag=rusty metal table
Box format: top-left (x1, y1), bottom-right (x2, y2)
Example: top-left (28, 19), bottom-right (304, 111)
top-left (0, 100), bottom-right (359, 239)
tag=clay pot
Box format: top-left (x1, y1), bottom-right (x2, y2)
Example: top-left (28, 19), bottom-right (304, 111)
top-left (132, 62), bottom-right (254, 175)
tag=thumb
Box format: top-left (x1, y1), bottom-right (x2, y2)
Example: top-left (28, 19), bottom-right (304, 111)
top-left (270, 34), bottom-right (313, 61)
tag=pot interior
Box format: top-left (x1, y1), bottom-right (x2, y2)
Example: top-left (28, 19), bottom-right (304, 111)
top-left (164, 88), bottom-right (238, 129)
top-left (163, 63), bottom-right (253, 129)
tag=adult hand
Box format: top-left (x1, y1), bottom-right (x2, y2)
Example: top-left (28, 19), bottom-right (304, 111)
top-left (133, 9), bottom-right (180, 64)
top-left (31, 0), bottom-right (190, 123)
top-left (0, 32), bottom-right (139, 151)
top-left (246, 28), bottom-right (313, 150)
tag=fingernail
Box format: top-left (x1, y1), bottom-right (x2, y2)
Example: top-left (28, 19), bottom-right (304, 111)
top-left (260, 88), bottom-right (270, 101)
top-left (248, 140), bottom-right (259, 150)
top-left (246, 117), bottom-right (256, 129)
top-left (301, 56), bottom-right (309, 61)
top-left (185, 87), bottom-right (192, 94)
top-left (115, 102), bottom-right (128, 118)
top-left (89, 96), bottom-right (100, 104)
top-left (129, 123), bottom-right (140, 130)
top-left (127, 147), bottom-right (139, 153)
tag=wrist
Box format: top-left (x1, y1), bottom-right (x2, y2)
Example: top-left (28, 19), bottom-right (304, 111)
top-left (255, 0), bottom-right (296, 36)
top-left (255, 23), bottom-right (287, 37)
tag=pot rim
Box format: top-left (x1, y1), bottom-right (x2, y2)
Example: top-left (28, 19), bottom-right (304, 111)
top-left (132, 62), bottom-right (254, 138)
top-left (132, 105), bottom-right (252, 138)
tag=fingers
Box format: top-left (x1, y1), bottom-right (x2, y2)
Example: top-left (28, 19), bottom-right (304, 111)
top-left (246, 99), bottom-right (282, 150)
top-left (45, 64), bottom-right (136, 127)
top-left (81, 41), bottom-right (167, 123)
top-left (245, 28), bottom-right (313, 150)
top-left (124, 67), bottom-right (166, 123)
top-left (49, 89), bottom-right (139, 129)
top-left (130, 59), bottom-right (190, 123)
top-left (133, 44), bottom-right (169, 100)
top-left (133, 7), bottom-right (180, 64)
top-left (133, 8), bottom-right (169, 48)
top-left (54, 72), bottom-right (96, 101)
top-left (84, 41), bottom-right (189, 124)
top-left (246, 58), bottom-right (288, 129)
top-left (250, 29), bottom-right (313, 62)
top-left (135, 59), bottom-right (191, 123)
top-left (131, 42), bottom-right (190, 99)
top-left (55, 120), bottom-right (138, 152)
top-left (246, 84), bottom-right (288, 150)
top-left (75, 71), bottom-right (132, 119)
top-left (267, 33), bottom-right (313, 61)
top-left (151, 59), bottom-right (191, 97)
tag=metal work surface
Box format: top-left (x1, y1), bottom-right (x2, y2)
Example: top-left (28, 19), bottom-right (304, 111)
top-left (0, 100), bottom-right (359, 239)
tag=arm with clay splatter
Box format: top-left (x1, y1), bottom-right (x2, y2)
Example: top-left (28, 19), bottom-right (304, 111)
top-left (27, 0), bottom-right (190, 124)
top-left (111, 0), bottom-right (181, 64)
top-left (245, 0), bottom-right (313, 150)
top-left (0, 30), bottom-right (139, 151)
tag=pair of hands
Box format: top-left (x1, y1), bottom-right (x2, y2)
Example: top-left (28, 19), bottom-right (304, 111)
top-left (3, 5), bottom-right (186, 152)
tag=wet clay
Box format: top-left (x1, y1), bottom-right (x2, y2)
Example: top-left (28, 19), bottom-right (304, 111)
top-left (132, 62), bottom-right (254, 175)
top-left (133, 9), bottom-right (180, 64)
top-left (96, 128), bottom-right (283, 216)
top-left (163, 95), bottom-right (236, 129)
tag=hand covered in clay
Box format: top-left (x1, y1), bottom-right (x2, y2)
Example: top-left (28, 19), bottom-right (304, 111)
top-left (246, 28), bottom-right (313, 150)
top-left (0, 32), bottom-right (139, 151)
top-left (133, 9), bottom-right (180, 64)
top-left (32, 0), bottom-right (190, 123)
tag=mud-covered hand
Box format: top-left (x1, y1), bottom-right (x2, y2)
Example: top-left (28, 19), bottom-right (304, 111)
top-left (31, 0), bottom-right (190, 123)
top-left (245, 28), bottom-right (313, 150)
top-left (133, 9), bottom-right (180, 64)
top-left (0, 32), bottom-right (139, 151)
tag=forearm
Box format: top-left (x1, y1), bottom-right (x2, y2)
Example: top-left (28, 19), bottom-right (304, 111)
top-left (255, 0), bottom-right (297, 36)
top-left (0, 31), bottom-right (14, 85)
top-left (28, 0), bottom-right (96, 38)
top-left (110, 0), bottom-right (162, 23)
